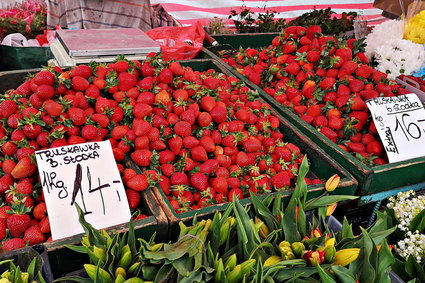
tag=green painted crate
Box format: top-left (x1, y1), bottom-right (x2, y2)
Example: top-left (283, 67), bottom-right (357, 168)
top-left (200, 34), bottom-right (425, 195)
top-left (0, 45), bottom-right (54, 71)
top-left (131, 59), bottom-right (357, 237)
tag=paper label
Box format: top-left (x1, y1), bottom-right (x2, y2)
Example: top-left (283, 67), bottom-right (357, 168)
top-left (35, 141), bottom-right (131, 240)
top-left (366, 93), bottom-right (425, 163)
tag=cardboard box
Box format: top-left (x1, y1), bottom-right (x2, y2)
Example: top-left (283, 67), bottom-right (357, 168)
top-left (374, 0), bottom-right (413, 17)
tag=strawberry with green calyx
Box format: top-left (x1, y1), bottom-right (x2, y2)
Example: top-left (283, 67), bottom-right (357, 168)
top-left (6, 203), bottom-right (31, 238)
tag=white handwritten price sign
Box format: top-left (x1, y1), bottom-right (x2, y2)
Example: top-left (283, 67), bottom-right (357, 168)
top-left (366, 93), bottom-right (425, 163)
top-left (35, 141), bottom-right (131, 240)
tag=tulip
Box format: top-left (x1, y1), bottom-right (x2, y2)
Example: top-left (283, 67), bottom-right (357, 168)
top-left (326, 202), bottom-right (337, 216)
top-left (310, 228), bottom-right (323, 238)
top-left (333, 248), bottom-right (360, 266)
top-left (291, 242), bottom-right (305, 257)
top-left (264, 255), bottom-right (282, 267)
top-left (302, 250), bottom-right (325, 266)
top-left (325, 174), bottom-right (340, 192)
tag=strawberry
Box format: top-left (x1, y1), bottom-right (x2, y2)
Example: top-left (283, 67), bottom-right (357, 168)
top-left (199, 136), bottom-right (215, 152)
top-left (131, 149), bottom-right (153, 167)
top-left (0, 100), bottom-right (18, 118)
top-left (306, 25), bottom-right (322, 39)
top-left (70, 65), bottom-right (92, 78)
top-left (190, 172), bottom-right (209, 191)
top-left (11, 157), bottom-right (36, 179)
top-left (133, 119), bottom-right (151, 136)
top-left (126, 174), bottom-right (149, 191)
top-left (306, 50), bottom-right (321, 63)
top-left (212, 177), bottom-right (228, 194)
top-left (72, 76), bottom-right (90, 91)
top-left (349, 79), bottom-right (365, 92)
top-left (118, 72), bottom-right (137, 91)
top-left (335, 47), bottom-right (352, 62)
top-left (2, 238), bottom-right (26, 252)
top-left (23, 225), bottom-right (46, 245)
top-left (168, 136), bottom-right (183, 155)
top-left (338, 60), bottom-right (358, 78)
top-left (210, 105), bottom-right (227, 123)
top-left (126, 189), bottom-right (140, 209)
top-left (33, 70), bottom-right (55, 85)
top-left (168, 61), bottom-right (184, 76)
top-left (191, 145), bottom-right (208, 162)
top-left (243, 137), bottom-right (262, 153)
top-left (0, 219), bottom-right (6, 240)
top-left (366, 140), bottom-right (383, 156)
top-left (7, 206), bottom-right (31, 238)
top-left (33, 202), bottom-right (47, 220)
top-left (158, 68), bottom-right (173, 84)
top-left (39, 217), bottom-right (50, 234)
top-left (68, 107), bottom-right (87, 126)
top-left (16, 80), bottom-right (32, 96)
top-left (170, 172), bottom-right (189, 186)
top-left (43, 99), bottom-right (63, 117)
top-left (174, 121), bottom-right (192, 137)
top-left (16, 182), bottom-right (33, 195)
top-left (347, 142), bottom-right (366, 153)
top-left (36, 84), bottom-right (55, 100)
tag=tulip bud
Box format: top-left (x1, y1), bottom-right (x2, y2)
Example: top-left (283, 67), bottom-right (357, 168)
top-left (325, 174), bottom-right (340, 192)
top-left (291, 242), bottom-right (305, 257)
top-left (324, 238), bottom-right (335, 247)
top-left (255, 218), bottom-right (270, 239)
top-left (279, 241), bottom-right (291, 249)
top-left (326, 203), bottom-right (337, 216)
top-left (323, 245), bottom-right (336, 262)
top-left (311, 228), bottom-right (323, 238)
top-left (302, 250), bottom-right (325, 266)
top-left (333, 248), bottom-right (360, 266)
top-left (264, 255), bottom-right (282, 267)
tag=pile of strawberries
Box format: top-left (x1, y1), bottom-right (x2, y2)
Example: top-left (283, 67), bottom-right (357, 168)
top-left (0, 54), bottom-right (326, 252)
top-left (222, 25), bottom-right (411, 166)
top-left (398, 74), bottom-right (425, 93)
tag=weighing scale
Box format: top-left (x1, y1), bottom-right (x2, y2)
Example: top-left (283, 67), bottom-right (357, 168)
top-left (50, 28), bottom-right (160, 66)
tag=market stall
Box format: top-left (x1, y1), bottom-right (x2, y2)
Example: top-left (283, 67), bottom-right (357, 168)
top-left (0, 0), bottom-right (424, 282)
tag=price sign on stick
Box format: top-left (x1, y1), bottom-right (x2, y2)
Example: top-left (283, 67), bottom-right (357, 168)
top-left (35, 141), bottom-right (131, 240)
top-left (366, 93), bottom-right (425, 163)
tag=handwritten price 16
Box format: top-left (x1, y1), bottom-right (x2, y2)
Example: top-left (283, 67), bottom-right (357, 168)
top-left (394, 113), bottom-right (425, 141)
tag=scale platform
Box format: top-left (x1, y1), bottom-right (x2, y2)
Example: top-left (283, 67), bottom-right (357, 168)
top-left (50, 28), bottom-right (160, 66)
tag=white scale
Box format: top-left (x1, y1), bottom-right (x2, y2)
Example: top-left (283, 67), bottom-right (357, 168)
top-left (50, 28), bottom-right (160, 67)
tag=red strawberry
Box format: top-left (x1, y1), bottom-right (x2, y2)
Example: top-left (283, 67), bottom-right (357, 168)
top-left (338, 61), bottom-right (358, 78)
top-left (168, 61), bottom-right (184, 76)
top-left (210, 105), bottom-right (227, 123)
top-left (243, 137), bottom-right (262, 152)
top-left (0, 100), bottom-right (18, 118)
top-left (318, 77), bottom-right (336, 90)
top-left (7, 209), bottom-right (31, 238)
top-left (0, 205), bottom-right (12, 220)
top-left (127, 174), bottom-right (149, 191)
top-left (2, 238), bottom-right (26, 252)
top-left (190, 172), bottom-right (209, 191)
top-left (81, 125), bottom-right (98, 140)
top-left (16, 182), bottom-right (33, 195)
top-left (39, 217), bottom-right (50, 234)
top-left (366, 140), bottom-right (383, 156)
top-left (11, 157), bottom-right (36, 179)
top-left (306, 25), bottom-right (322, 39)
top-left (236, 151), bottom-right (250, 167)
top-left (306, 50), bottom-right (321, 63)
top-left (174, 121), bottom-right (192, 137)
top-left (191, 145), bottom-right (208, 162)
top-left (133, 119), bottom-right (151, 136)
top-left (349, 79), bottom-right (365, 92)
top-left (23, 225), bottom-right (46, 245)
top-left (335, 47), bottom-right (352, 62)
top-left (126, 189), bottom-right (140, 209)
top-left (118, 72), bottom-right (137, 91)
top-left (33, 70), bottom-right (55, 85)
top-left (72, 76), bottom-right (90, 91)
top-left (271, 172), bottom-right (290, 189)
top-left (347, 142), bottom-right (366, 153)
top-left (68, 107), bottom-right (87, 126)
top-left (70, 65), bottom-right (92, 78)
top-left (158, 68), bottom-right (173, 84)
top-left (43, 100), bottom-right (63, 117)
top-left (33, 202), bottom-right (47, 220)
top-left (170, 172), bottom-right (189, 186)
top-left (131, 149), bottom-right (153, 167)
top-left (168, 136), bottom-right (183, 155)
top-left (36, 84), bottom-right (54, 100)
top-left (0, 219), bottom-right (6, 240)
